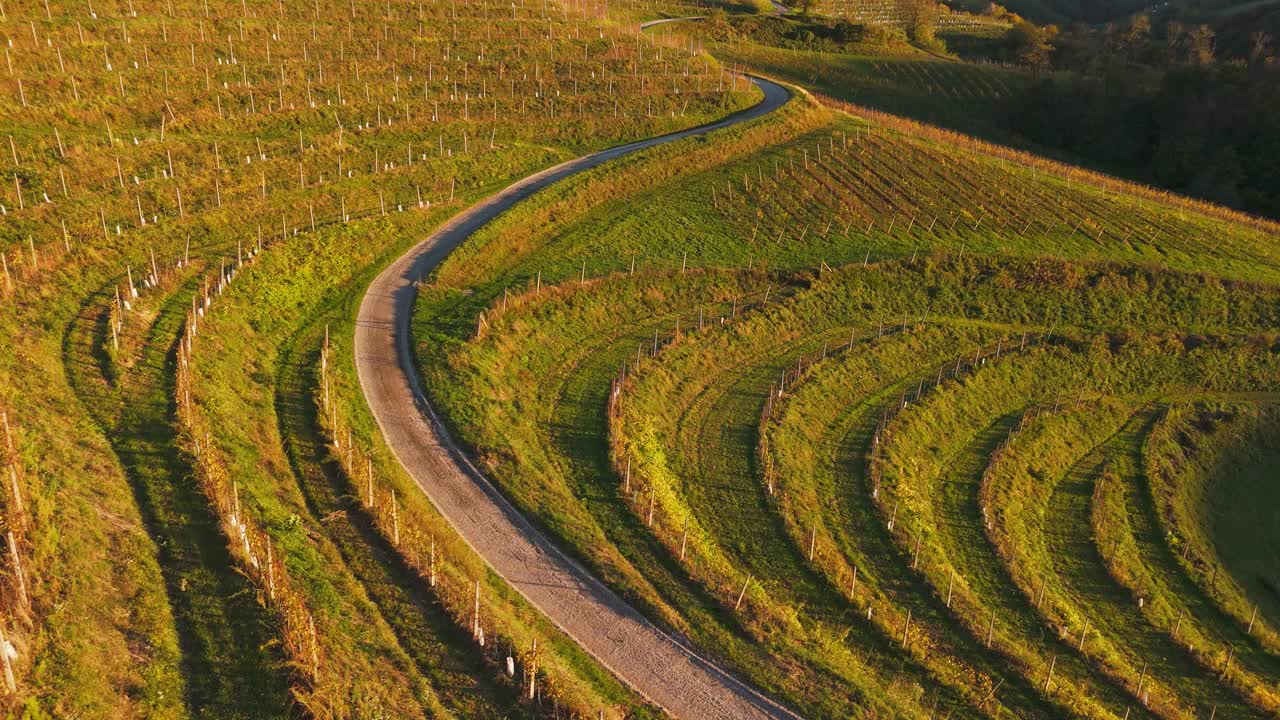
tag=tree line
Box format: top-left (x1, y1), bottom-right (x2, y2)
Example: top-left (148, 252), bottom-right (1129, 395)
top-left (1001, 15), bottom-right (1280, 218)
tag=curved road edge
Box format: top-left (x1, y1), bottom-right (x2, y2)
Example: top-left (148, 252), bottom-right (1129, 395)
top-left (354, 77), bottom-right (803, 720)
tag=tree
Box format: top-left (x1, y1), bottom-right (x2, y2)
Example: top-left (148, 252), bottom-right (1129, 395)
top-left (1125, 13), bottom-right (1151, 47)
top-left (1121, 13), bottom-right (1151, 61)
top-left (897, 0), bottom-right (940, 48)
top-left (702, 8), bottom-right (736, 40)
top-left (793, 0), bottom-right (820, 17)
top-left (1185, 24), bottom-right (1216, 66)
top-left (1006, 21), bottom-right (1057, 69)
top-left (1250, 30), bottom-right (1271, 67)
top-left (1164, 21), bottom-right (1185, 65)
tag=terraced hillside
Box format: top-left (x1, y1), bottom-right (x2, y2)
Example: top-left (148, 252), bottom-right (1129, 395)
top-left (409, 73), bottom-right (1280, 718)
top-left (2, 0), bottom-right (1278, 717)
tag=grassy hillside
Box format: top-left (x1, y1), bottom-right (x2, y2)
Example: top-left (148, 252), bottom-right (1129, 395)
top-left (2, 0), bottom-right (1278, 715)
top-left (412, 68), bottom-right (1280, 718)
top-left (0, 0), bottom-right (755, 714)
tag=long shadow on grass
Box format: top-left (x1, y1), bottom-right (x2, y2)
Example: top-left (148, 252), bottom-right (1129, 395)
top-left (676, 330), bottom-right (972, 715)
top-left (63, 282), bottom-right (292, 719)
top-left (546, 314), bottom-right (896, 718)
top-left (927, 408), bottom-right (1157, 717)
top-left (829, 373), bottom-right (1068, 719)
top-left (1048, 410), bottom-right (1267, 718)
top-left (1132, 407), bottom-right (1280, 677)
top-left (275, 325), bottom-right (528, 719)
top-left (550, 322), bottom-right (759, 633)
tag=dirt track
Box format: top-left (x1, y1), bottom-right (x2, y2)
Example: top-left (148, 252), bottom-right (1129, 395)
top-left (354, 76), bottom-right (802, 719)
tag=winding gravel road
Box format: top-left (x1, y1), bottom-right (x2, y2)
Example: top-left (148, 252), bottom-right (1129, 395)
top-left (354, 76), bottom-right (799, 719)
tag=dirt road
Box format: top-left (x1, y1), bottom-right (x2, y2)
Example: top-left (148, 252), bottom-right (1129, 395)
top-left (354, 77), bottom-right (801, 719)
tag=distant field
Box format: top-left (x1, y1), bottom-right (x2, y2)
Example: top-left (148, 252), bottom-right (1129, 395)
top-left (713, 42), bottom-right (1033, 136)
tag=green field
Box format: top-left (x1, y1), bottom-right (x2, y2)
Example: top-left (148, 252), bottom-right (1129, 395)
top-left (410, 70), bottom-right (1280, 716)
top-left (0, 0), bottom-right (756, 714)
top-left (1, 0), bottom-right (1278, 717)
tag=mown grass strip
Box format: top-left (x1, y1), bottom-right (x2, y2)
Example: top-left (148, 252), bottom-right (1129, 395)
top-left (762, 324), bottom-right (1072, 718)
top-left (1139, 405), bottom-right (1280, 658)
top-left (64, 276), bottom-right (292, 717)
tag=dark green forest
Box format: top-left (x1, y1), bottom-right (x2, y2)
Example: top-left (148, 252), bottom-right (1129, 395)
top-left (1001, 17), bottom-right (1280, 219)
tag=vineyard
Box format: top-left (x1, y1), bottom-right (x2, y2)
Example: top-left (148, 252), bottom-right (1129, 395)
top-left (700, 32), bottom-right (1044, 140)
top-left (816, 0), bottom-right (1008, 33)
top-left (0, 0), bottom-right (1277, 716)
top-left (412, 69), bottom-right (1280, 718)
top-left (0, 0), bottom-right (757, 714)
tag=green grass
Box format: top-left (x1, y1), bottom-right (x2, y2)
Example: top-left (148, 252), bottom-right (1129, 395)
top-left (425, 102), bottom-right (1280, 295)
top-left (873, 327), bottom-right (1280, 713)
top-left (403, 33), bottom-right (1280, 715)
top-left (424, 222), bottom-right (1280, 718)
top-left (642, 319), bottom-right (959, 715)
top-left (423, 263), bottom-right (983, 717)
top-left (1192, 419), bottom-right (1280, 644)
top-left (1143, 405), bottom-right (1280, 654)
top-left (277, 326), bottom-right (528, 719)
top-left (1093, 405), bottom-right (1280, 711)
top-left (7, 0), bottom-right (1280, 713)
top-left (0, 0), bottom-right (759, 710)
top-left (708, 42), bottom-right (1034, 139)
top-left (63, 271), bottom-right (293, 719)
top-left (183, 186), bottom-right (664, 717)
top-left (320, 281), bottom-right (665, 720)
top-left (761, 325), bottom-right (1077, 719)
top-left (984, 398), bottom-right (1276, 717)
top-left (856, 340), bottom-right (1141, 720)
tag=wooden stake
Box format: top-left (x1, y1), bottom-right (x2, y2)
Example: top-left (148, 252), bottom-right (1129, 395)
top-left (0, 411), bottom-right (13, 457)
top-left (679, 517), bottom-right (688, 561)
top-left (7, 531), bottom-right (27, 614)
top-left (391, 489), bottom-right (399, 545)
top-left (266, 538), bottom-right (276, 600)
top-left (8, 463), bottom-right (23, 523)
top-left (429, 536), bottom-right (437, 587)
top-left (0, 620), bottom-right (14, 694)
top-left (734, 574), bottom-right (751, 610)
top-left (308, 614), bottom-right (319, 677)
top-left (528, 639), bottom-right (537, 700)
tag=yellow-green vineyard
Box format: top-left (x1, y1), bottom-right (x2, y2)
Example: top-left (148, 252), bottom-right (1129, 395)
top-left (0, 0), bottom-right (1277, 716)
top-left (413, 81), bottom-right (1280, 717)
